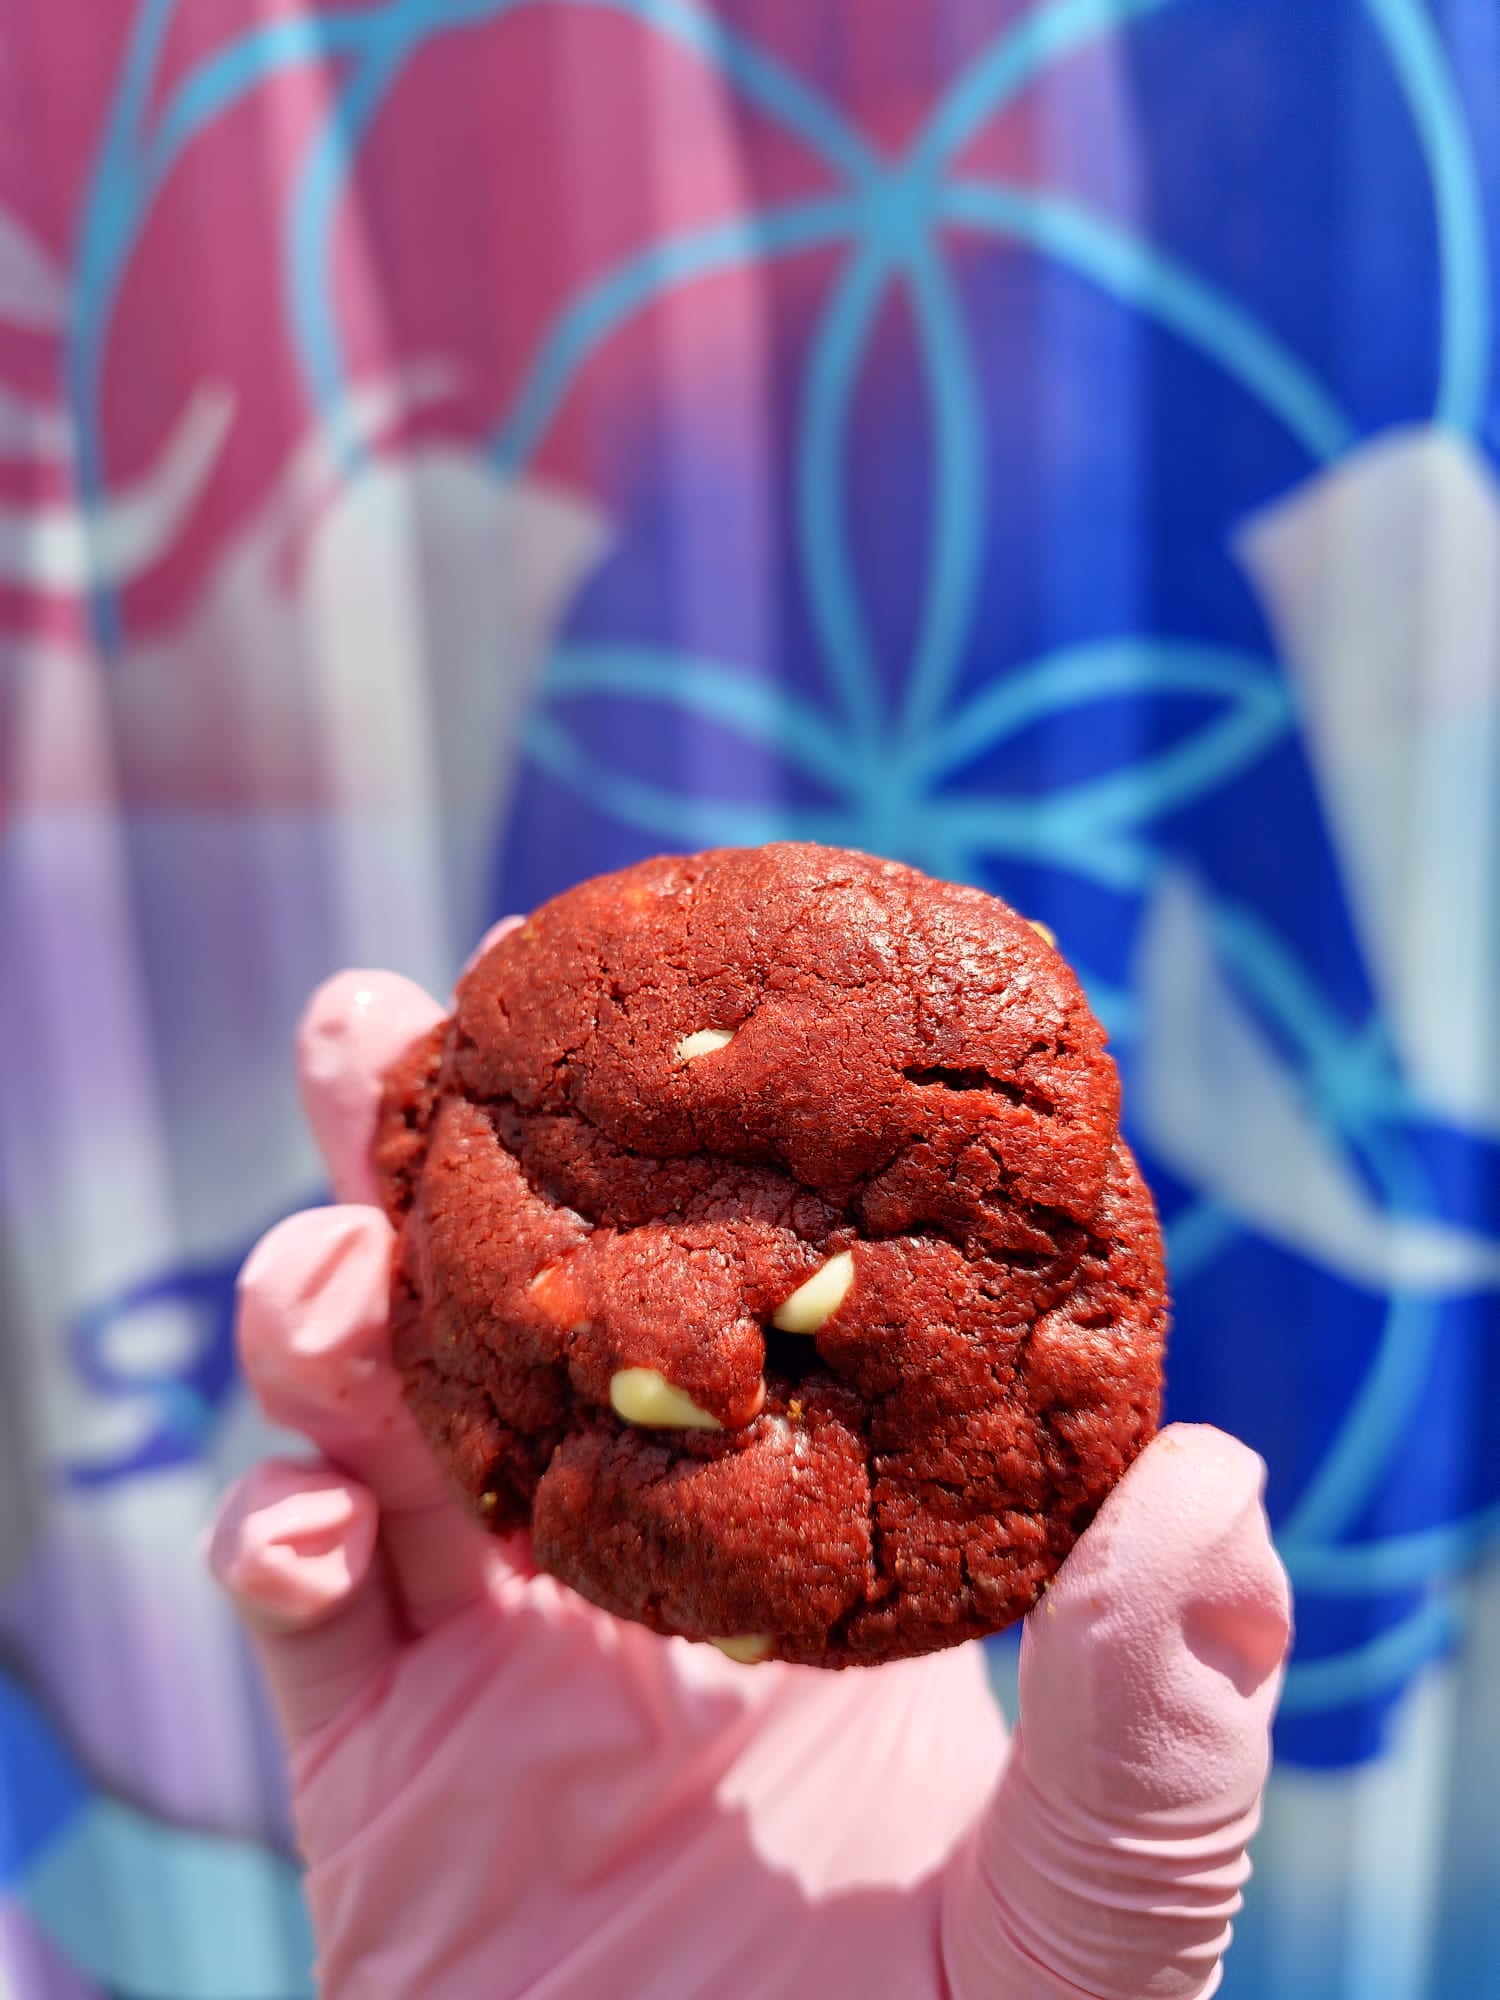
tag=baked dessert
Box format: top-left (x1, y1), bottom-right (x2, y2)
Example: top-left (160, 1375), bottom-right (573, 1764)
top-left (376, 843), bottom-right (1166, 1666)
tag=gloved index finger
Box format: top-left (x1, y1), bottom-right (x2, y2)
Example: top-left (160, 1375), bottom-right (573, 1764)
top-left (297, 970), bottom-right (446, 1203)
top-left (238, 1204), bottom-right (500, 1633)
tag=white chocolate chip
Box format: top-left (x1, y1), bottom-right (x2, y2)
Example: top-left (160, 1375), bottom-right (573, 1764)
top-left (772, 1250), bottom-right (855, 1333)
top-left (609, 1367), bottom-right (723, 1431)
top-left (1027, 918), bottom-right (1056, 948)
top-left (675, 1027), bottom-right (736, 1063)
top-left (709, 1634), bottom-right (773, 1664)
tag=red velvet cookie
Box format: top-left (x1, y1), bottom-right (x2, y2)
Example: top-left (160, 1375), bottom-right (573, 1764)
top-left (376, 843), bottom-right (1166, 1667)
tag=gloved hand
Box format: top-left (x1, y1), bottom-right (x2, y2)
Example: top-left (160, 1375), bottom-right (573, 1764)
top-left (209, 957), bottom-right (1291, 1999)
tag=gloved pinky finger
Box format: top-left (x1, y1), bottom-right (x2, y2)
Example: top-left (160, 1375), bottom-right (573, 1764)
top-left (207, 1458), bottom-right (401, 1752)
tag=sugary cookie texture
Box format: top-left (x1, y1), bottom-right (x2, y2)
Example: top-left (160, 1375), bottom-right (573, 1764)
top-left (377, 844), bottom-right (1166, 1667)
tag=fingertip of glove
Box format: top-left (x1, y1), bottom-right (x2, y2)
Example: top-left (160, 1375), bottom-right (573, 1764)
top-left (207, 1460), bottom-right (380, 1632)
top-left (297, 970), bottom-right (445, 1200)
top-left (1027, 1424), bottom-right (1291, 1698)
top-left (236, 1207), bottom-right (401, 1446)
top-left (457, 915), bottom-right (525, 987)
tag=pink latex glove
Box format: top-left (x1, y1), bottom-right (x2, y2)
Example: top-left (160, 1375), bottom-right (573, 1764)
top-left (210, 955), bottom-right (1291, 2000)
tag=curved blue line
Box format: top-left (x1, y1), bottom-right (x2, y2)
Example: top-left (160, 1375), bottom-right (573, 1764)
top-left (797, 241), bottom-right (898, 746)
top-left (143, 16), bottom-right (377, 195)
top-left (73, 0), bottom-right (872, 613)
top-left (1049, 687), bottom-right (1291, 831)
top-left (584, 0), bottom-right (878, 185)
top-left (1208, 899), bottom-right (1448, 1549)
top-left (542, 647), bottom-right (855, 793)
top-left (941, 180), bottom-right (1354, 463)
top-left (931, 799), bottom-right (1160, 890)
top-left (926, 674), bottom-right (1289, 877)
top-left (900, 239), bottom-right (988, 737)
top-left (1363, 0), bottom-right (1490, 432)
top-left (1209, 900), bottom-right (1396, 1118)
top-left (910, 642), bottom-right (1285, 784)
top-left (288, 40), bottom-right (412, 458)
top-left (1285, 1499), bottom-right (1500, 1594)
top-left (283, 0), bottom-right (878, 464)
top-left (1280, 1221), bottom-right (1442, 1547)
top-left (524, 714), bottom-right (852, 846)
top-left (911, 0), bottom-right (1180, 179)
top-left (1277, 1595), bottom-right (1458, 1712)
top-left (491, 198), bottom-right (859, 472)
top-left (113, 0), bottom-right (183, 154)
top-left (154, 0), bottom-right (873, 193)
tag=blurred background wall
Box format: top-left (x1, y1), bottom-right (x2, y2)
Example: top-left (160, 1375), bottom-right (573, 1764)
top-left (1, 2), bottom-right (1499, 1993)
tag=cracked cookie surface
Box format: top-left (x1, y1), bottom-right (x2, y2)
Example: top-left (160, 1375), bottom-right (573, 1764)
top-left (376, 843), bottom-right (1167, 1667)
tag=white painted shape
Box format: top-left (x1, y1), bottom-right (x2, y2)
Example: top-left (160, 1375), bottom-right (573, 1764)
top-left (0, 388), bottom-right (233, 588)
top-left (301, 451), bottom-right (607, 954)
top-left (95, 1299), bottom-right (204, 1379)
top-left (1137, 871), bottom-right (1500, 1292)
top-left (1238, 429), bottom-right (1500, 1134)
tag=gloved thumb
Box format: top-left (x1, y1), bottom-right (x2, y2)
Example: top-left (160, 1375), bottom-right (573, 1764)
top-left (944, 1425), bottom-right (1291, 1999)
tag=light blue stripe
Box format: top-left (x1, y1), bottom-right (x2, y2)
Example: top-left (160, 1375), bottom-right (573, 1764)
top-left (908, 641), bottom-right (1286, 785)
top-left (1278, 1595), bottom-right (1459, 1712)
top-left (111, 0), bottom-right (183, 155)
top-left (1208, 900), bottom-right (1375, 1098)
top-left (900, 240), bottom-right (988, 737)
top-left (1364, 0), bottom-right (1490, 432)
top-left (491, 199), bottom-right (860, 472)
top-left (143, 16), bottom-right (377, 194)
top-left (1285, 1500), bottom-right (1500, 1594)
top-left (931, 800), bottom-right (1161, 889)
top-left (525, 714), bottom-right (851, 846)
top-left (911, 0), bottom-right (1182, 178)
top-left (25, 1800), bottom-right (313, 1998)
top-left (1210, 899), bottom-right (1447, 1551)
top-left (1277, 1044), bottom-right (1446, 1552)
top-left (1056, 689), bottom-right (1289, 828)
top-left (1283, 1282), bottom-right (1442, 1547)
top-left (925, 662), bottom-right (1287, 875)
top-left (288, 42), bottom-right (410, 459)
top-left (941, 180), bottom-right (1355, 462)
top-left (542, 647), bottom-right (855, 794)
top-left (797, 241), bottom-right (899, 745)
